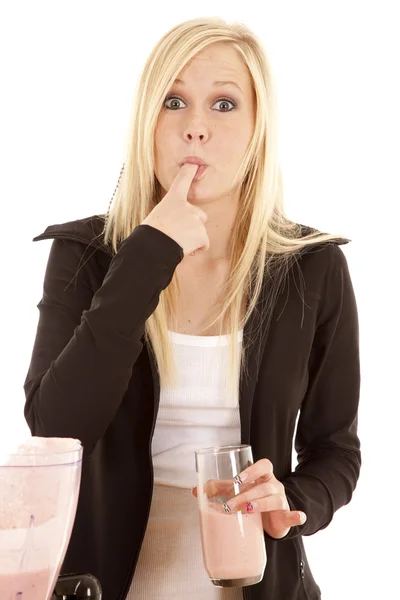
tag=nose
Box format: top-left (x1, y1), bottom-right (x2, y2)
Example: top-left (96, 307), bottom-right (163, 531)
top-left (184, 121), bottom-right (208, 143)
top-left (185, 132), bottom-right (205, 141)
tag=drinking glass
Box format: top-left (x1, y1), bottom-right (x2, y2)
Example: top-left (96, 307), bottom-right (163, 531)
top-left (195, 444), bottom-right (267, 588)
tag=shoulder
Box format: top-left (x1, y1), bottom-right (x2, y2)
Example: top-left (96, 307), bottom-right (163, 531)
top-left (282, 224), bottom-right (354, 315)
top-left (292, 231), bottom-right (356, 329)
top-left (294, 222), bottom-right (351, 277)
top-left (299, 240), bottom-right (350, 274)
top-left (32, 214), bottom-right (110, 255)
top-left (33, 215), bottom-right (112, 294)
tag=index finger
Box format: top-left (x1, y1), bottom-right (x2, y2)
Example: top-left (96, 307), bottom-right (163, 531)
top-left (235, 458), bottom-right (274, 485)
top-left (167, 163), bottom-right (198, 201)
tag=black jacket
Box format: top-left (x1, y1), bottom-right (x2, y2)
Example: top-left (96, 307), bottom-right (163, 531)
top-left (24, 215), bottom-right (361, 600)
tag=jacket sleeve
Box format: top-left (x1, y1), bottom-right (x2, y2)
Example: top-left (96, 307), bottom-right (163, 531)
top-left (265, 243), bottom-right (361, 541)
top-left (23, 224), bottom-right (183, 457)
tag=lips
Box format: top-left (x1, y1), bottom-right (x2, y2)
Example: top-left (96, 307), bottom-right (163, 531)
top-left (180, 156), bottom-right (207, 167)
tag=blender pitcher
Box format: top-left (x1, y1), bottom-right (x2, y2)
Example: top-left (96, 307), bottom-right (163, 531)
top-left (0, 436), bottom-right (83, 600)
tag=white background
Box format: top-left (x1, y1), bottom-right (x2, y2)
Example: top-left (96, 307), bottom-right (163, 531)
top-left (1, 1), bottom-right (398, 598)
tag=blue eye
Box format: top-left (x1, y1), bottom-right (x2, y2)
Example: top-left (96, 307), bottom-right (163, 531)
top-left (164, 95), bottom-right (237, 112)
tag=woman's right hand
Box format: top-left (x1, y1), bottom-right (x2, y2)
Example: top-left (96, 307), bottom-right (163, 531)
top-left (141, 163), bottom-right (210, 257)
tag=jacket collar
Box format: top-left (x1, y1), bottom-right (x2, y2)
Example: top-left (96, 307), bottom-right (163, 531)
top-left (32, 214), bottom-right (350, 258)
top-left (32, 214), bottom-right (114, 256)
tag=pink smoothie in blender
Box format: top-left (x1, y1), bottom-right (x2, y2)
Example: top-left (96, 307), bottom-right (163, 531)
top-left (0, 437), bottom-right (82, 600)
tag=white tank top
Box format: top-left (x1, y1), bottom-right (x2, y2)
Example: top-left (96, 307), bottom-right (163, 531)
top-left (126, 330), bottom-right (244, 599)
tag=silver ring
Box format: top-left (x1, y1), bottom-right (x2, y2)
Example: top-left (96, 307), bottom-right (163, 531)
top-left (223, 502), bottom-right (231, 513)
top-left (234, 474), bottom-right (243, 485)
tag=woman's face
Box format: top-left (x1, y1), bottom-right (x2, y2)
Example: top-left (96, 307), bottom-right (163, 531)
top-left (154, 41), bottom-right (256, 205)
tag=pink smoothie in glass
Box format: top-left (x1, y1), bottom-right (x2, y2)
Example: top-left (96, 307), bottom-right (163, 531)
top-left (199, 502), bottom-right (267, 581)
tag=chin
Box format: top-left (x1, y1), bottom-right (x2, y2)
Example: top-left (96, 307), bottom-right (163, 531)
top-left (187, 184), bottom-right (207, 197)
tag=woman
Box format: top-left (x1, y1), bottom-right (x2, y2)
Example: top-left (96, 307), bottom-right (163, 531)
top-left (24, 16), bottom-right (361, 600)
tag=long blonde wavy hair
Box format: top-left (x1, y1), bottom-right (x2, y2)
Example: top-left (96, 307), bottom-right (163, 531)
top-left (97, 17), bottom-right (349, 400)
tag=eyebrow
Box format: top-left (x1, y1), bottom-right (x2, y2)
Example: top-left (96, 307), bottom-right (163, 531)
top-left (174, 78), bottom-right (244, 94)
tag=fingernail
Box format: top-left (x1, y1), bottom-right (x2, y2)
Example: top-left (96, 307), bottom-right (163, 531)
top-left (299, 512), bottom-right (307, 524)
top-left (223, 501), bottom-right (236, 513)
top-left (234, 473), bottom-right (248, 485)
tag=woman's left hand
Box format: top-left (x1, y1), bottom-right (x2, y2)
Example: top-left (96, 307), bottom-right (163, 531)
top-left (192, 458), bottom-right (307, 539)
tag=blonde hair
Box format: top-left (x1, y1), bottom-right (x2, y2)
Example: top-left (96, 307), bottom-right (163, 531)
top-left (96, 17), bottom-right (349, 400)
